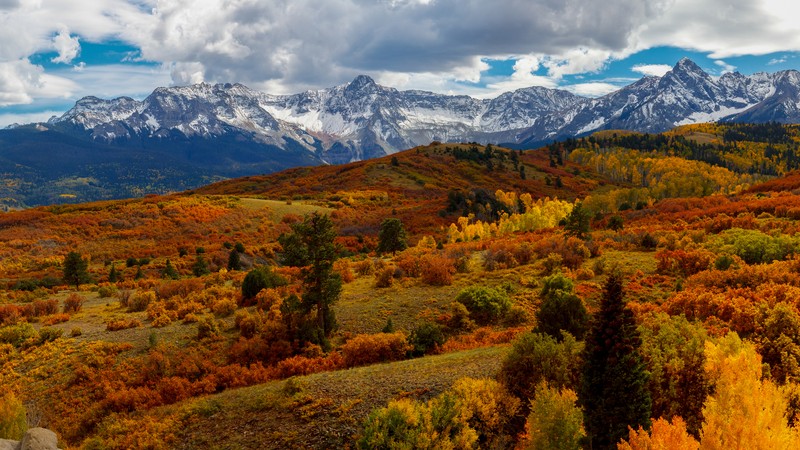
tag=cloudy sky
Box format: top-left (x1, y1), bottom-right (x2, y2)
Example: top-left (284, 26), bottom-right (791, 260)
top-left (1, 0), bottom-right (800, 127)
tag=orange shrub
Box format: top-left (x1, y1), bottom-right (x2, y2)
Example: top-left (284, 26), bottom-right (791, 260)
top-left (395, 252), bottom-right (423, 277)
top-left (656, 249), bottom-right (715, 277)
top-left (440, 327), bottom-right (526, 353)
top-left (42, 313), bottom-right (70, 325)
top-left (32, 299), bottom-right (59, 317)
top-left (340, 332), bottom-right (411, 368)
top-left (352, 258), bottom-right (374, 276)
top-left (334, 260), bottom-right (355, 283)
top-left (0, 305), bottom-right (23, 326)
top-left (534, 236), bottom-right (590, 269)
top-left (420, 255), bottom-right (456, 286)
top-left (155, 278), bottom-right (204, 300)
top-left (272, 352), bottom-right (344, 379)
top-left (106, 318), bottom-right (142, 331)
top-left (374, 267), bottom-right (394, 288)
top-left (211, 298), bottom-right (237, 317)
top-left (151, 314), bottom-right (172, 328)
top-left (63, 293), bottom-right (84, 313)
top-left (255, 288), bottom-right (282, 311)
top-left (128, 291), bottom-right (156, 312)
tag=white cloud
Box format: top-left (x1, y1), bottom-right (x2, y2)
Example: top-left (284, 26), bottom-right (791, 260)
top-left (51, 27), bottom-right (80, 64)
top-left (543, 48), bottom-right (615, 79)
top-left (564, 82), bottom-right (621, 97)
top-left (768, 56), bottom-right (787, 65)
top-left (631, 64), bottom-right (672, 77)
top-left (59, 64), bottom-right (172, 99)
top-left (714, 60), bottom-right (736, 74)
top-left (636, 0), bottom-right (800, 58)
top-left (0, 110), bottom-right (64, 128)
top-left (0, 59), bottom-right (78, 106)
top-left (1, 0), bottom-right (800, 115)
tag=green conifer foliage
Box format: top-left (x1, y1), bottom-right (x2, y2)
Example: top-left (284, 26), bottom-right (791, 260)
top-left (580, 272), bottom-right (651, 449)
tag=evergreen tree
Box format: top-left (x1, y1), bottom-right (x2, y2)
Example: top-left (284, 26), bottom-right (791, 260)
top-left (241, 266), bottom-right (287, 301)
top-left (192, 255), bottom-right (210, 277)
top-left (608, 215), bottom-right (624, 231)
top-left (162, 259), bottom-right (179, 279)
top-left (279, 213), bottom-right (341, 340)
top-left (134, 265), bottom-right (144, 280)
top-left (580, 272), bottom-right (651, 449)
top-left (376, 218), bottom-right (408, 255)
top-left (564, 202), bottom-right (591, 239)
top-left (63, 251), bottom-right (90, 289)
top-left (108, 265), bottom-right (119, 283)
top-left (227, 250), bottom-right (241, 271)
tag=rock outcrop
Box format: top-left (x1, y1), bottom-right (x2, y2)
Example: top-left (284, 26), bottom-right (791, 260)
top-left (0, 429), bottom-right (59, 450)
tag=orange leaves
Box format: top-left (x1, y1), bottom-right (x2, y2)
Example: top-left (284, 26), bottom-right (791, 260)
top-left (655, 249), bottom-right (715, 277)
top-left (340, 332), bottom-right (411, 368)
top-left (618, 417), bottom-right (699, 450)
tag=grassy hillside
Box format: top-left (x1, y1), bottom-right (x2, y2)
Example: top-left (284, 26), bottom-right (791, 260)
top-left (194, 142), bottom-right (609, 237)
top-left (7, 128), bottom-right (800, 448)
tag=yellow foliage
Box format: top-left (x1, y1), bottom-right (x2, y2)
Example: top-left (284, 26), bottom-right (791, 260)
top-left (526, 383), bottom-right (585, 450)
top-left (0, 391), bottom-right (27, 440)
top-left (699, 333), bottom-right (800, 450)
top-left (618, 417), bottom-right (699, 450)
top-left (447, 196), bottom-right (573, 243)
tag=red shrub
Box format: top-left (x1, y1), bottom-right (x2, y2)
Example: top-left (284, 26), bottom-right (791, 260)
top-left (272, 353), bottom-right (344, 378)
top-left (0, 304), bottom-right (23, 326)
top-left (340, 332), bottom-right (411, 368)
top-left (32, 299), bottom-right (59, 317)
top-left (106, 318), bottom-right (142, 331)
top-left (63, 293), bottom-right (85, 313)
top-left (656, 249), bottom-right (715, 277)
top-left (155, 278), bottom-right (204, 300)
top-left (420, 255), bottom-right (456, 286)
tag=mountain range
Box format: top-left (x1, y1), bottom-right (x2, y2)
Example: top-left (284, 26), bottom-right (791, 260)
top-left (2, 57), bottom-right (800, 207)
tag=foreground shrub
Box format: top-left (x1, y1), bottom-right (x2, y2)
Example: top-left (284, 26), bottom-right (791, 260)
top-left (455, 286), bottom-right (511, 325)
top-left (241, 266), bottom-right (287, 303)
top-left (525, 382), bottom-right (585, 450)
top-left (155, 278), bottom-right (204, 300)
top-left (358, 377), bottom-right (520, 449)
top-left (211, 298), bottom-right (237, 317)
top-left (535, 237), bottom-right (591, 270)
top-left (31, 299), bottom-right (58, 316)
top-left (409, 322), bottom-right (445, 356)
top-left (0, 323), bottom-right (37, 348)
top-left (352, 258), bottom-right (374, 276)
top-left (63, 293), bottom-right (85, 313)
top-left (128, 291), bottom-right (156, 312)
top-left (535, 272), bottom-right (589, 340)
top-left (656, 249), bottom-right (715, 277)
top-left (106, 318), bottom-right (142, 331)
top-left (0, 392), bottom-right (27, 440)
top-left (420, 255), bottom-right (456, 286)
top-left (499, 332), bottom-right (584, 403)
top-left (197, 316), bottom-right (222, 340)
top-left (374, 267), bottom-right (394, 288)
top-left (37, 327), bottom-right (63, 344)
top-left (341, 332), bottom-right (411, 368)
top-left (98, 285), bottom-right (119, 298)
top-left (707, 228), bottom-right (800, 264)
top-left (42, 313), bottom-right (70, 325)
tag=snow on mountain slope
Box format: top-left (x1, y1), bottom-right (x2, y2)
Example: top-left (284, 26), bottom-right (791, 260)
top-left (43, 58), bottom-right (800, 163)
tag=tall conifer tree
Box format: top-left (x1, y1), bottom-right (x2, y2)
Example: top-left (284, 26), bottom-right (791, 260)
top-left (580, 271), bottom-right (651, 449)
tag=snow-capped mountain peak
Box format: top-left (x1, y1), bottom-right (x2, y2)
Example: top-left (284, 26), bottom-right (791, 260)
top-left (45, 59), bottom-right (800, 163)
